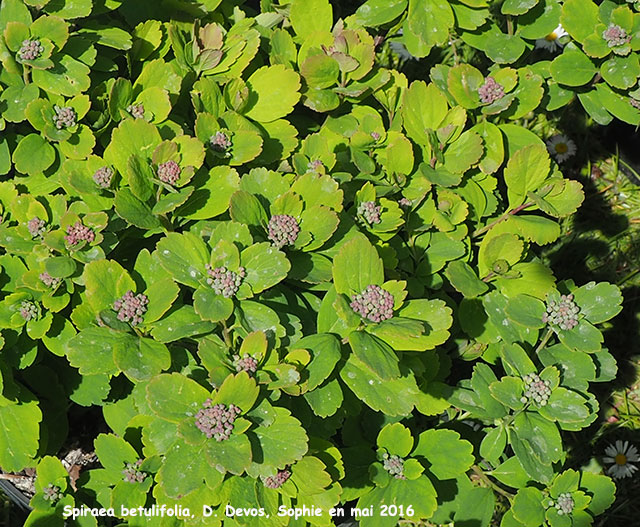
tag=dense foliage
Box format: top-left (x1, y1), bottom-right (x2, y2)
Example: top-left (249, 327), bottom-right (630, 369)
top-left (0, 0), bottom-right (634, 526)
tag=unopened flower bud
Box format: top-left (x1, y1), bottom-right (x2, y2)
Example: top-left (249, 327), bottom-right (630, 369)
top-left (478, 77), bottom-right (504, 104)
top-left (18, 39), bottom-right (44, 61)
top-left (113, 290), bottom-right (149, 326)
top-left (350, 285), bottom-right (394, 323)
top-left (194, 399), bottom-right (242, 441)
top-left (542, 294), bottom-right (580, 330)
top-left (357, 201), bottom-right (382, 225)
top-left (267, 215), bottom-right (300, 248)
top-left (53, 105), bottom-right (77, 129)
top-left (93, 166), bottom-right (114, 188)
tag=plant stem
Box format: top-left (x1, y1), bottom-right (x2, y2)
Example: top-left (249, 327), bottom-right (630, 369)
top-left (471, 465), bottom-right (514, 500)
top-left (506, 16), bottom-right (514, 36)
top-left (472, 202), bottom-right (534, 238)
top-left (23, 65), bottom-right (30, 84)
top-left (534, 327), bottom-right (554, 355)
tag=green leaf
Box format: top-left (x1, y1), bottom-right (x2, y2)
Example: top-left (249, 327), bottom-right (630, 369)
top-left (0, 400), bottom-right (41, 472)
top-left (348, 331), bottom-right (400, 380)
top-left (252, 408), bottom-right (308, 471)
top-left (489, 377), bottom-right (525, 410)
top-left (114, 336), bottom-right (171, 382)
top-left (289, 0), bottom-right (333, 38)
top-left (243, 65), bottom-right (300, 123)
top-left (480, 426), bottom-right (506, 464)
top-left (377, 423), bottom-right (414, 458)
top-left (443, 130), bottom-right (483, 174)
top-left (114, 188), bottom-right (160, 229)
top-left (44, 0), bottom-right (92, 19)
top-left (572, 281), bottom-right (622, 324)
top-left (193, 287), bottom-right (234, 322)
top-left (65, 327), bottom-right (120, 376)
top-left (550, 47), bottom-right (597, 86)
top-left (414, 429), bottom-right (474, 480)
top-left (156, 232), bottom-right (210, 289)
top-left (146, 372), bottom-right (210, 422)
top-left (447, 64), bottom-right (484, 108)
top-left (150, 306), bottom-right (215, 343)
top-left (355, 0), bottom-right (407, 26)
top-left (512, 487), bottom-right (545, 526)
top-left (177, 166), bottom-right (240, 220)
top-left (560, 0), bottom-right (599, 43)
top-left (332, 234), bottom-right (384, 295)
top-left (404, 0), bottom-right (454, 58)
top-left (505, 294), bottom-right (546, 328)
top-left (600, 54), bottom-right (640, 89)
top-left (12, 134), bottom-right (55, 176)
top-left (341, 354), bottom-right (419, 416)
top-left (83, 259), bottom-right (136, 313)
top-left (304, 378), bottom-right (343, 418)
top-left (580, 472), bottom-right (615, 516)
top-left (539, 387), bottom-right (590, 424)
top-left (402, 81), bottom-right (448, 146)
top-left (445, 260), bottom-right (488, 298)
top-left (214, 372), bottom-right (259, 413)
top-left (557, 319), bottom-right (603, 352)
top-left (241, 242), bottom-right (291, 295)
top-left (478, 233), bottom-right (524, 277)
top-left (229, 190), bottom-right (268, 227)
top-left (514, 412), bottom-right (562, 463)
top-left (503, 144), bottom-right (550, 208)
top-left (502, 0), bottom-right (538, 15)
top-left (32, 55), bottom-right (90, 96)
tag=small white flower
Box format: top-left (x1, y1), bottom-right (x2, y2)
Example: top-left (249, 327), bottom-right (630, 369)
top-left (603, 440), bottom-right (640, 479)
top-left (546, 134), bottom-right (577, 163)
top-left (536, 24), bottom-right (569, 52)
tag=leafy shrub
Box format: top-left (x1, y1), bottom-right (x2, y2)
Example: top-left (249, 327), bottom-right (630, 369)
top-left (0, 0), bottom-right (632, 526)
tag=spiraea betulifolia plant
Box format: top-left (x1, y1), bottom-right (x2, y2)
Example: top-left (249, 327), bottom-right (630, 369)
top-left (0, 0), bottom-right (632, 526)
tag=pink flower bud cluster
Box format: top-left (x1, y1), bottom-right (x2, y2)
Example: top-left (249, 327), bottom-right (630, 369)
top-left (478, 77), bottom-right (504, 104)
top-left (542, 294), bottom-right (580, 330)
top-left (382, 453), bottom-right (406, 479)
top-left (631, 98), bottom-right (640, 110)
top-left (18, 39), bottom-right (44, 60)
top-left (521, 373), bottom-right (551, 406)
top-left (398, 197), bottom-right (412, 208)
top-left (307, 159), bottom-right (323, 172)
top-left (350, 285), bottom-right (394, 323)
top-left (93, 166), bottom-right (114, 188)
top-left (127, 103), bottom-right (145, 119)
top-left (43, 484), bottom-right (63, 502)
top-left (53, 105), bottom-right (77, 129)
top-left (194, 399), bottom-right (242, 441)
top-left (263, 469), bottom-right (291, 489)
top-left (40, 272), bottom-right (62, 289)
top-left (113, 290), bottom-right (149, 326)
top-left (267, 214), bottom-right (300, 249)
top-left (122, 460), bottom-right (146, 483)
top-left (603, 24), bottom-right (630, 47)
top-left (206, 265), bottom-right (245, 298)
top-left (210, 131), bottom-right (232, 155)
top-left (357, 201), bottom-right (382, 225)
top-left (65, 221), bottom-right (95, 246)
top-left (27, 216), bottom-right (46, 238)
top-left (232, 353), bottom-right (258, 374)
top-left (20, 300), bottom-right (39, 321)
top-left (157, 160), bottom-right (181, 185)
top-left (551, 493), bottom-right (575, 516)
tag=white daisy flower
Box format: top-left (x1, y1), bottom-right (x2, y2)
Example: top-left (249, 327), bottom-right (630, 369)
top-left (546, 134), bottom-right (577, 163)
top-left (603, 440), bottom-right (640, 479)
top-left (536, 24), bottom-right (569, 52)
